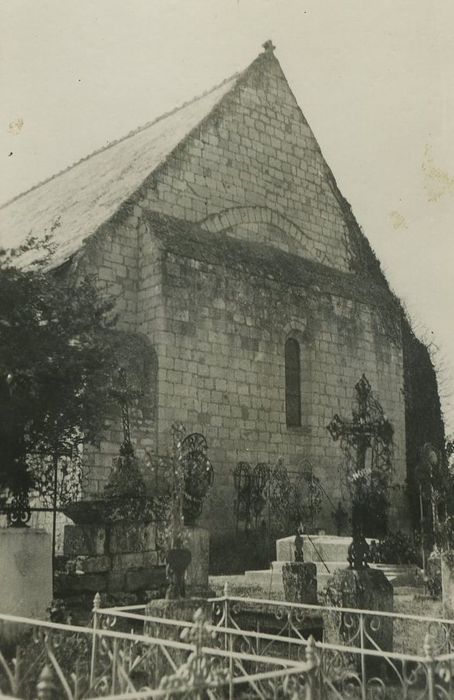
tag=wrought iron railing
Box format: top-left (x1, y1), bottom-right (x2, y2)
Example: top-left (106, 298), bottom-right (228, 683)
top-left (2, 591), bottom-right (454, 698)
top-left (0, 606), bottom-right (315, 699)
top-left (103, 589), bottom-right (454, 698)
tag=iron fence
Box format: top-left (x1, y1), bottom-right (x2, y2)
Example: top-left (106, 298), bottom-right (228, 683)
top-left (102, 589), bottom-right (454, 698)
top-left (0, 606), bottom-right (314, 699)
top-left (1, 592), bottom-right (454, 698)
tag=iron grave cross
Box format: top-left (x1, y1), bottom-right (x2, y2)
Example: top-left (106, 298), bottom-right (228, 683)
top-left (327, 375), bottom-right (380, 475)
top-left (327, 374), bottom-right (393, 567)
top-left (110, 367), bottom-right (141, 456)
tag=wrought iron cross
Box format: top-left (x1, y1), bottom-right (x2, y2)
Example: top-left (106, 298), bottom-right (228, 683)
top-left (110, 368), bottom-right (140, 454)
top-left (327, 374), bottom-right (393, 568)
top-left (327, 375), bottom-right (393, 475)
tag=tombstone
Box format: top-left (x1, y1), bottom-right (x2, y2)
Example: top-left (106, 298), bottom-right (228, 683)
top-left (324, 567), bottom-right (393, 678)
top-left (184, 526), bottom-right (211, 597)
top-left (282, 529), bottom-right (317, 604)
top-left (0, 528), bottom-right (52, 644)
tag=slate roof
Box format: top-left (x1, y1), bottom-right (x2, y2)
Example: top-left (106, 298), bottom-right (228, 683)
top-left (0, 72), bottom-right (240, 268)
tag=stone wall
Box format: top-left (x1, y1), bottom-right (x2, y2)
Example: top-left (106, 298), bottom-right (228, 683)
top-left (148, 242), bottom-right (407, 536)
top-left (72, 49), bottom-right (411, 537)
top-left (134, 51), bottom-right (353, 273)
top-left (73, 221), bottom-right (159, 495)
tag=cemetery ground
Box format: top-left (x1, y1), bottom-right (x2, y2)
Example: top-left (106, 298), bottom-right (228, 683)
top-left (0, 529), bottom-right (453, 699)
top-left (208, 573), bottom-right (444, 655)
top-left (0, 256), bottom-right (452, 696)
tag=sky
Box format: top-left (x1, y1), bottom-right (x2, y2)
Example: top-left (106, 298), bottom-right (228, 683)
top-left (1, 0), bottom-right (453, 433)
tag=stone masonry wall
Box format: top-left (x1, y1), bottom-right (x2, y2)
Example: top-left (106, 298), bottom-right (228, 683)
top-left (134, 51), bottom-right (353, 274)
top-left (148, 249), bottom-right (407, 537)
top-left (74, 216), bottom-right (159, 495)
top-left (71, 48), bottom-right (409, 536)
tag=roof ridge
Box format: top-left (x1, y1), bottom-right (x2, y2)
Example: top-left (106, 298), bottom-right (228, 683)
top-left (0, 69), bottom-right (242, 210)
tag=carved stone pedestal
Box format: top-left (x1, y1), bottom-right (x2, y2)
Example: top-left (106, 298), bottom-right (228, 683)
top-left (282, 562), bottom-right (317, 604)
top-left (0, 528), bottom-right (52, 645)
top-left (324, 568), bottom-right (393, 677)
top-left (185, 526), bottom-right (210, 596)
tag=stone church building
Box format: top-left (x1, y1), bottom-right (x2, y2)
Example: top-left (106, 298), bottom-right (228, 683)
top-left (0, 44), bottom-right (444, 541)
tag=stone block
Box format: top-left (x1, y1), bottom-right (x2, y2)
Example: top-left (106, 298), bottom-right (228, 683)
top-left (111, 552), bottom-right (158, 571)
top-left (276, 534), bottom-right (353, 564)
top-left (107, 571), bottom-right (126, 593)
top-left (125, 566), bottom-right (166, 592)
top-left (109, 522), bottom-right (156, 554)
top-left (59, 572), bottom-right (107, 593)
top-left (184, 526), bottom-right (210, 596)
top-left (79, 555), bottom-right (111, 574)
top-left (324, 568), bottom-right (393, 675)
top-left (0, 529), bottom-right (52, 634)
top-left (282, 562), bottom-right (317, 604)
top-left (64, 524), bottom-right (107, 558)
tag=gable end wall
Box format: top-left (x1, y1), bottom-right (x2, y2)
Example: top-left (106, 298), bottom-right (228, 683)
top-left (135, 53), bottom-right (354, 272)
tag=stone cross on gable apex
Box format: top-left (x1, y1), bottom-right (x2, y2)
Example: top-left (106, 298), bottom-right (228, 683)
top-left (262, 40), bottom-right (276, 54)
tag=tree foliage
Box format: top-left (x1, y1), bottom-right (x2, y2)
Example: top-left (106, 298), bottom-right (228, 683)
top-left (0, 242), bottom-right (118, 500)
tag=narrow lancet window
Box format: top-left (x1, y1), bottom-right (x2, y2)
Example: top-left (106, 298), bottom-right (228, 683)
top-left (285, 337), bottom-right (301, 427)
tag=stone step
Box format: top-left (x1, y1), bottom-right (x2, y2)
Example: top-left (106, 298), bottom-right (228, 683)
top-left (266, 560), bottom-right (419, 578)
top-left (244, 563), bottom-right (421, 590)
top-left (276, 534), bottom-right (375, 565)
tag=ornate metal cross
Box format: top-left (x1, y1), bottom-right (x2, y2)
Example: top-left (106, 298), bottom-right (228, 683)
top-left (327, 374), bottom-right (393, 568)
top-left (110, 368), bottom-right (140, 454)
top-left (328, 375), bottom-right (382, 474)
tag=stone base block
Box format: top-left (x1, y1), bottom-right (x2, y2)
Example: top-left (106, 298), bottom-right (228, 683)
top-left (282, 562), bottom-right (317, 604)
top-left (0, 528), bottom-right (52, 621)
top-left (57, 572), bottom-right (108, 594)
top-left (184, 526), bottom-right (210, 596)
top-left (64, 524), bottom-right (106, 557)
top-left (277, 534), bottom-right (351, 564)
top-left (109, 522), bottom-right (156, 554)
top-left (111, 551), bottom-right (158, 571)
top-left (125, 566), bottom-right (166, 593)
top-left (79, 555), bottom-right (110, 574)
top-left (325, 568), bottom-right (393, 675)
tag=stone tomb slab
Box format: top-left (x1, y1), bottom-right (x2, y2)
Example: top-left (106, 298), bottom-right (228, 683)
top-left (276, 534), bottom-right (361, 565)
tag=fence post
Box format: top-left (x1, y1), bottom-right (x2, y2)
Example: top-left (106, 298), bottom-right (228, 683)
top-left (35, 664), bottom-right (57, 700)
top-left (423, 633), bottom-right (436, 700)
top-left (305, 635), bottom-right (319, 700)
top-left (89, 592), bottom-right (101, 690)
top-left (359, 612), bottom-right (366, 700)
top-left (223, 583), bottom-right (234, 699)
top-left (223, 582), bottom-right (230, 640)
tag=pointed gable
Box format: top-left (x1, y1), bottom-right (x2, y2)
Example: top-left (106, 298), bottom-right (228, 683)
top-left (0, 44), bottom-right (372, 278)
top-left (137, 47), bottom-right (358, 274)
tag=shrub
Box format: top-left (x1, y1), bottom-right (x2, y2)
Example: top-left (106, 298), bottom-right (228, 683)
top-left (377, 531), bottom-right (419, 565)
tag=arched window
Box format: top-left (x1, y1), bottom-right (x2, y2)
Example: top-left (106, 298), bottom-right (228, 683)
top-left (285, 337), bottom-right (301, 427)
